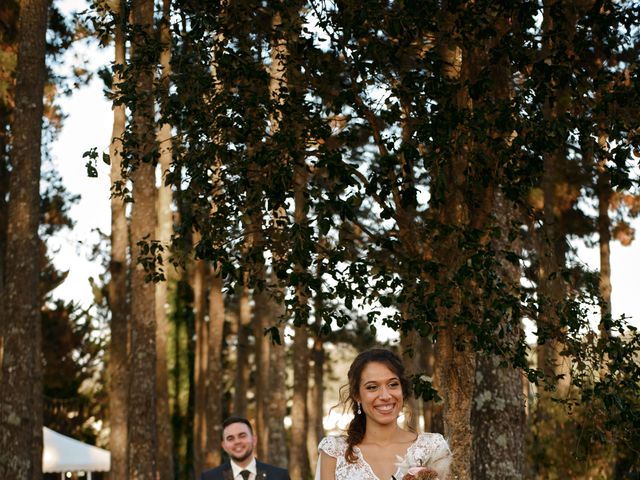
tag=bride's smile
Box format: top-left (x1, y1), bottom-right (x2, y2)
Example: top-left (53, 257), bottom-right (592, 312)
top-left (357, 361), bottom-right (404, 424)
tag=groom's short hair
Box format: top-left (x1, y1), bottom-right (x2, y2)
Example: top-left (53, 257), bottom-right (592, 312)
top-left (222, 416), bottom-right (253, 435)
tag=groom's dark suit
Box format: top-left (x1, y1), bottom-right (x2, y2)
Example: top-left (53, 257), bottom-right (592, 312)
top-left (200, 460), bottom-right (290, 480)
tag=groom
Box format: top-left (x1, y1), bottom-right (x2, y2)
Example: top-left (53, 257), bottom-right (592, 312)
top-left (200, 416), bottom-right (290, 480)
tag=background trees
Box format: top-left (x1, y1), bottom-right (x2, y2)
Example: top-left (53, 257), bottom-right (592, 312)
top-left (0, 0), bottom-right (51, 477)
top-left (1, 0), bottom-right (639, 479)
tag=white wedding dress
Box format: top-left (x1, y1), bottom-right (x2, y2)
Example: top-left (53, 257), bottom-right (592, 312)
top-left (315, 432), bottom-right (452, 480)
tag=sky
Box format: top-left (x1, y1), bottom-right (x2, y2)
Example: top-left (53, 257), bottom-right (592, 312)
top-left (49, 40), bottom-right (112, 308)
top-left (49, 1), bottom-right (639, 333)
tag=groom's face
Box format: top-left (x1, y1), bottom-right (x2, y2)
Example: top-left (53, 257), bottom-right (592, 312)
top-left (221, 422), bottom-right (256, 464)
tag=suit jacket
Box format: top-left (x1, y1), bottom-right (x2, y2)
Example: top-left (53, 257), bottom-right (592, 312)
top-left (200, 459), bottom-right (290, 480)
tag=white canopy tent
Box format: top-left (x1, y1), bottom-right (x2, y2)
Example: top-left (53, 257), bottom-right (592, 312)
top-left (43, 427), bottom-right (110, 479)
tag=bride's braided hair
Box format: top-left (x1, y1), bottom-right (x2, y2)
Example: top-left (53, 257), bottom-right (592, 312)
top-left (341, 348), bottom-right (410, 463)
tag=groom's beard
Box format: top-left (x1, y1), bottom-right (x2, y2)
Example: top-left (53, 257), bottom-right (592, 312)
top-left (230, 446), bottom-right (254, 464)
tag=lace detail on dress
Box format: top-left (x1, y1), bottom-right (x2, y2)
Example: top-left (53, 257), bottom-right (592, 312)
top-left (317, 435), bottom-right (348, 459)
top-left (317, 433), bottom-right (451, 480)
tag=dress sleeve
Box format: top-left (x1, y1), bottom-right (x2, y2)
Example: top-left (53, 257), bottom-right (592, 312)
top-left (316, 436), bottom-right (344, 480)
top-left (317, 435), bottom-right (346, 458)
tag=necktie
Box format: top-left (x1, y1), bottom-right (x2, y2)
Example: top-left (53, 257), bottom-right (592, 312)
top-left (240, 470), bottom-right (251, 480)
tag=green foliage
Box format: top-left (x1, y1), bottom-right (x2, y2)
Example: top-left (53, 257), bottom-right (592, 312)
top-left (527, 377), bottom-right (640, 479)
top-left (42, 300), bottom-right (107, 444)
top-left (411, 374), bottom-right (442, 404)
top-left (105, 0), bottom-right (639, 359)
top-left (528, 316), bottom-right (640, 478)
top-left (527, 396), bottom-right (616, 479)
top-left (88, 0), bottom-right (640, 473)
top-left (136, 237), bottom-right (167, 283)
top-left (168, 277), bottom-right (196, 480)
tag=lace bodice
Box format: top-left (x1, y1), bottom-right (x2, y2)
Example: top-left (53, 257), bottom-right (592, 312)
top-left (317, 432), bottom-right (451, 480)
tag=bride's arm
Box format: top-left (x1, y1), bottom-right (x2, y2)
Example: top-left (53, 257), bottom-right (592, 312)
top-left (315, 451), bottom-right (337, 480)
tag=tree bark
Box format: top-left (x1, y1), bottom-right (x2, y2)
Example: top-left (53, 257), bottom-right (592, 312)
top-left (204, 268), bottom-right (225, 469)
top-left (537, 147), bottom-right (570, 392)
top-left (436, 325), bottom-right (475, 480)
top-left (535, 0), bottom-right (579, 398)
top-left (289, 320), bottom-right (309, 472)
top-left (289, 133), bottom-right (310, 478)
top-left (155, 1), bottom-right (175, 477)
top-left (0, 0), bottom-right (48, 477)
top-left (472, 353), bottom-right (525, 479)
top-left (289, 322), bottom-right (309, 477)
top-left (596, 130), bottom-right (612, 332)
top-left (201, 7), bottom-right (228, 469)
top-left (307, 299), bottom-right (325, 474)
top-left (253, 287), bottom-right (271, 459)
top-left (192, 251), bottom-right (208, 477)
top-left (471, 197), bottom-right (526, 480)
top-left (127, 0), bottom-right (158, 477)
top-left (107, 1), bottom-right (130, 478)
top-left (245, 204), bottom-right (270, 459)
top-left (433, 22), bottom-right (476, 480)
top-left (266, 296), bottom-right (288, 467)
top-left (233, 283), bottom-right (251, 417)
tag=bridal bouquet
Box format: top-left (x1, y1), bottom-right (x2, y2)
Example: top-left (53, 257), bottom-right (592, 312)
top-left (391, 438), bottom-right (452, 480)
top-left (392, 465), bottom-right (439, 480)
top-left (392, 458), bottom-right (439, 480)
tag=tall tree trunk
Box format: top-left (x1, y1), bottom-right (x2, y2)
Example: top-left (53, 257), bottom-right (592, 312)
top-left (170, 278), bottom-right (190, 480)
top-left (107, 1), bottom-right (129, 477)
top-left (245, 205), bottom-right (270, 458)
top-left (537, 147), bottom-right (570, 393)
top-left (155, 1), bottom-right (175, 477)
top-left (536, 0), bottom-right (577, 398)
top-left (472, 353), bottom-right (525, 479)
top-left (174, 183), bottom-right (196, 479)
top-left (253, 287), bottom-right (271, 459)
top-left (266, 293), bottom-right (288, 467)
top-left (202, 9), bottom-right (228, 469)
top-left (596, 129), bottom-right (612, 334)
top-left (289, 163), bottom-right (310, 478)
top-left (185, 302), bottom-right (197, 480)
top-left (204, 268), bottom-right (225, 470)
top-left (0, 0), bottom-right (48, 477)
top-left (127, 0), bottom-right (158, 477)
top-left (395, 81), bottom-right (423, 434)
top-left (289, 322), bottom-right (309, 476)
top-left (0, 50), bottom-right (9, 344)
top-left (261, 4), bottom-right (296, 466)
top-left (433, 28), bottom-right (476, 480)
top-left (233, 282), bottom-right (251, 416)
top-left (289, 329), bottom-right (309, 476)
top-left (307, 294), bottom-right (325, 474)
top-left (435, 325), bottom-right (475, 480)
top-left (465, 15), bottom-right (527, 476)
top-left (192, 251), bottom-right (208, 477)
top-left (471, 197), bottom-right (526, 480)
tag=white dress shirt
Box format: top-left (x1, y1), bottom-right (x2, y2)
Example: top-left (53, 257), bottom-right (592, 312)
top-left (230, 457), bottom-right (257, 480)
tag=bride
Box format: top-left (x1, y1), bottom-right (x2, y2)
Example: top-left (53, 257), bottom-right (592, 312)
top-left (316, 348), bottom-right (451, 480)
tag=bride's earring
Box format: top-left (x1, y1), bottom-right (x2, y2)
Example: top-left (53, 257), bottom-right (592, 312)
top-left (357, 402), bottom-right (362, 415)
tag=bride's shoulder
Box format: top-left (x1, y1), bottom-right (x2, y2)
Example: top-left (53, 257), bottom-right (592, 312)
top-left (414, 432), bottom-right (449, 449)
top-left (318, 435), bottom-right (348, 457)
